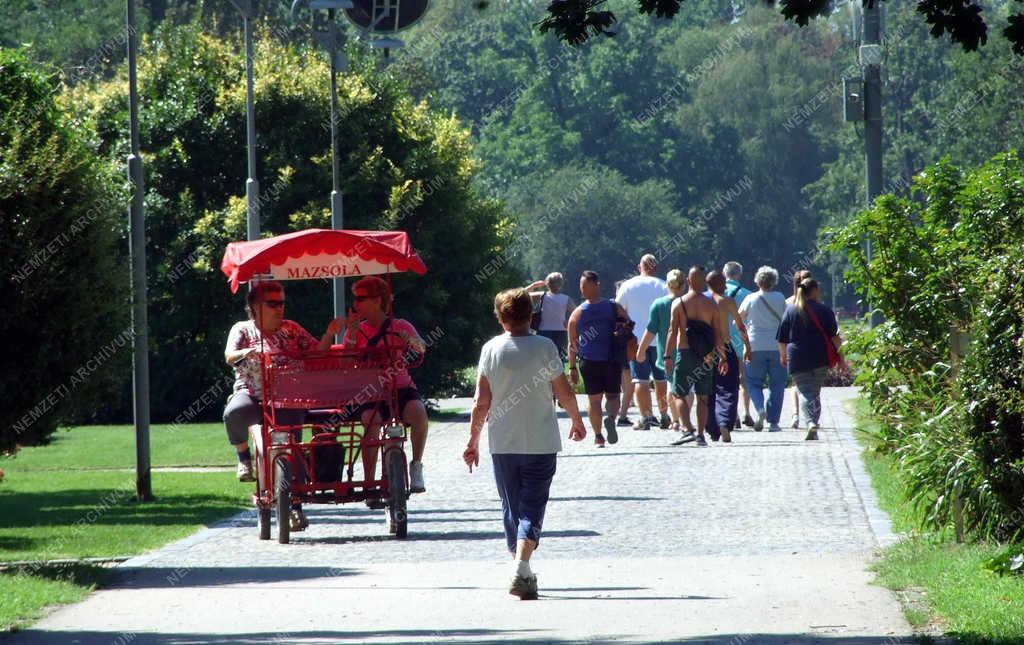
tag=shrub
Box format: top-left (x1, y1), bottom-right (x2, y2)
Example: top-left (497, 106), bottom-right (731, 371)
top-left (1, 48), bottom-right (128, 453)
top-left (829, 152), bottom-right (1024, 539)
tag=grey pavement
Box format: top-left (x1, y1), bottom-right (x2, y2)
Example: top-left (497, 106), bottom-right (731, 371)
top-left (8, 387), bottom-right (913, 644)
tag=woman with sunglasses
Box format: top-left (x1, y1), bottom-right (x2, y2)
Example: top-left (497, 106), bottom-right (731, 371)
top-left (342, 276), bottom-right (431, 494)
top-left (223, 280), bottom-right (341, 530)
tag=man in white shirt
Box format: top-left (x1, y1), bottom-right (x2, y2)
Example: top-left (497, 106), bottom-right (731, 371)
top-left (615, 254), bottom-right (669, 430)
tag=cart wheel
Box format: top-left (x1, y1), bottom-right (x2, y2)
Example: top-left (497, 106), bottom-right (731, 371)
top-left (275, 458), bottom-right (291, 544)
top-left (385, 449), bottom-right (408, 539)
top-left (257, 507), bottom-right (271, 540)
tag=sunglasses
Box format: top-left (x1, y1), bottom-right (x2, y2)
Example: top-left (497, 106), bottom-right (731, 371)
top-left (262, 299), bottom-right (285, 308)
top-left (353, 295), bottom-right (377, 302)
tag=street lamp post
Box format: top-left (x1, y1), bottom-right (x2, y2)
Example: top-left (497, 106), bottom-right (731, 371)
top-left (292, 0), bottom-right (351, 328)
top-left (228, 0), bottom-right (261, 242)
top-left (126, 0), bottom-right (152, 502)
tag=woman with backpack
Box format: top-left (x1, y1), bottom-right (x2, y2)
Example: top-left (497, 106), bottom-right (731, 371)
top-left (527, 272), bottom-right (575, 364)
top-left (776, 278), bottom-right (842, 441)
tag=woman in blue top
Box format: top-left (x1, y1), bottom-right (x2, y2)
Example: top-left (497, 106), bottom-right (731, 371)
top-left (775, 278), bottom-right (841, 440)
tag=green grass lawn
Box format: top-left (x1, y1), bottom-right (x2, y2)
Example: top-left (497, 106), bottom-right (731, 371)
top-left (6, 422), bottom-right (228, 471)
top-left (0, 423), bottom-right (249, 631)
top-left (853, 400), bottom-right (1024, 643)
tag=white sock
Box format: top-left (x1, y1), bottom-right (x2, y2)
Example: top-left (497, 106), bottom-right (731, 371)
top-left (515, 559), bottom-right (532, 578)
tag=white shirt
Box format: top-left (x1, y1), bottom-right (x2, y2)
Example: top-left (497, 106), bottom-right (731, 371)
top-left (737, 290), bottom-right (787, 352)
top-left (538, 292), bottom-right (571, 331)
top-left (615, 275), bottom-right (668, 341)
top-left (477, 334), bottom-right (563, 454)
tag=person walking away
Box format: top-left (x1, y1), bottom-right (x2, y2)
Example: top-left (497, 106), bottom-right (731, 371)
top-left (527, 273), bottom-right (575, 364)
top-left (615, 254), bottom-right (669, 430)
top-left (664, 266), bottom-right (727, 446)
top-left (737, 266), bottom-right (788, 433)
top-left (776, 278), bottom-right (841, 440)
top-left (785, 269), bottom-right (812, 428)
top-left (465, 288), bottom-right (586, 599)
top-left (635, 269), bottom-right (686, 430)
top-left (707, 270), bottom-right (752, 442)
top-left (723, 261), bottom-right (754, 428)
top-left (567, 271), bottom-right (632, 447)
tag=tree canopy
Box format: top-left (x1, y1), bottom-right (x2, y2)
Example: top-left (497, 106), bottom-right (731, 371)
top-left (534, 0), bottom-right (1024, 55)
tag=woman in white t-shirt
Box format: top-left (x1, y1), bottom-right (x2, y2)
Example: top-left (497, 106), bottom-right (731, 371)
top-left (737, 266), bottom-right (788, 432)
top-left (464, 288), bottom-right (586, 600)
top-left (527, 272), bottom-right (575, 363)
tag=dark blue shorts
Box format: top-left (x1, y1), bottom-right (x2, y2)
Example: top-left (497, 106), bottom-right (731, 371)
top-left (629, 346), bottom-right (666, 382)
top-left (491, 453), bottom-right (556, 553)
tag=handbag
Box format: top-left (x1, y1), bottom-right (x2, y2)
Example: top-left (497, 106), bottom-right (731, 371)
top-left (610, 301), bottom-right (637, 366)
top-left (805, 305), bottom-right (842, 368)
top-left (530, 292), bottom-right (545, 332)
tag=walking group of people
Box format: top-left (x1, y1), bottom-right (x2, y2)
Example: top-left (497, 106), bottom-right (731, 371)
top-left (463, 255), bottom-right (843, 599)
top-left (512, 256), bottom-right (842, 448)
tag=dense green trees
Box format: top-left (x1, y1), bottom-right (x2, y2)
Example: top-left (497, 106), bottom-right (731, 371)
top-left (1, 49), bottom-right (128, 452)
top-left (408, 2), bottom-right (843, 286)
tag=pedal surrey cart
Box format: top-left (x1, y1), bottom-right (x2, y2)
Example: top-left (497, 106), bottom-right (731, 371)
top-left (220, 228), bottom-right (428, 544)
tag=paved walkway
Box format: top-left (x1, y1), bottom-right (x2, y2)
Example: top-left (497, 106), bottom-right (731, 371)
top-left (9, 387), bottom-right (912, 644)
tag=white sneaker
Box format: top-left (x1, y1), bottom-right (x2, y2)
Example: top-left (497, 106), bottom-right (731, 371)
top-left (236, 461), bottom-right (254, 482)
top-left (790, 414), bottom-right (800, 429)
top-left (409, 460), bottom-right (425, 493)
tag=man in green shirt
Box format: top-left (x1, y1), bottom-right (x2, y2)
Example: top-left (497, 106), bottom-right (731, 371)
top-left (635, 269), bottom-right (692, 432)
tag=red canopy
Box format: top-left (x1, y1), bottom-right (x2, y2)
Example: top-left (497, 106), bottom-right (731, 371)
top-left (220, 228), bottom-right (427, 292)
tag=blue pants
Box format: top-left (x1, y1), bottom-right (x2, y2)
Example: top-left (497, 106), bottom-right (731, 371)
top-left (715, 348), bottom-right (740, 430)
top-left (704, 349), bottom-right (740, 436)
top-left (491, 453), bottom-right (556, 553)
top-left (744, 350), bottom-right (787, 425)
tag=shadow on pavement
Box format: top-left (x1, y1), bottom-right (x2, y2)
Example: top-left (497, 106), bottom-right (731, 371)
top-left (312, 529), bottom-right (600, 545)
top-left (559, 450), bottom-right (683, 458)
top-left (549, 495), bottom-right (664, 502)
top-left (110, 566), bottom-right (360, 589)
top-left (1, 631), bottom-right (935, 644)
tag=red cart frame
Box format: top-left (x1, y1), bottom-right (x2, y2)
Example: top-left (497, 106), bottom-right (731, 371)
top-left (221, 228), bottom-right (427, 543)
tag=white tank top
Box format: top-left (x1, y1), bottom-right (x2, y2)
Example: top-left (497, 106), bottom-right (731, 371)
top-left (538, 292), bottom-right (571, 331)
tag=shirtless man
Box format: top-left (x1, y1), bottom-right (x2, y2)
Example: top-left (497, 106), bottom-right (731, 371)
top-left (706, 270), bottom-right (752, 443)
top-left (664, 266), bottom-right (726, 446)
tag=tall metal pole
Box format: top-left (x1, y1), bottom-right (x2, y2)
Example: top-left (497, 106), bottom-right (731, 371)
top-left (244, 2), bottom-right (260, 241)
top-left (862, 0), bottom-right (883, 327)
top-left (230, 0), bottom-right (261, 241)
top-left (328, 9), bottom-right (345, 325)
top-left (126, 0), bottom-right (153, 502)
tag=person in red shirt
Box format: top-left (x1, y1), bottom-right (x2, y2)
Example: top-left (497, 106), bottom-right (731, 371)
top-left (340, 276), bottom-right (429, 493)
